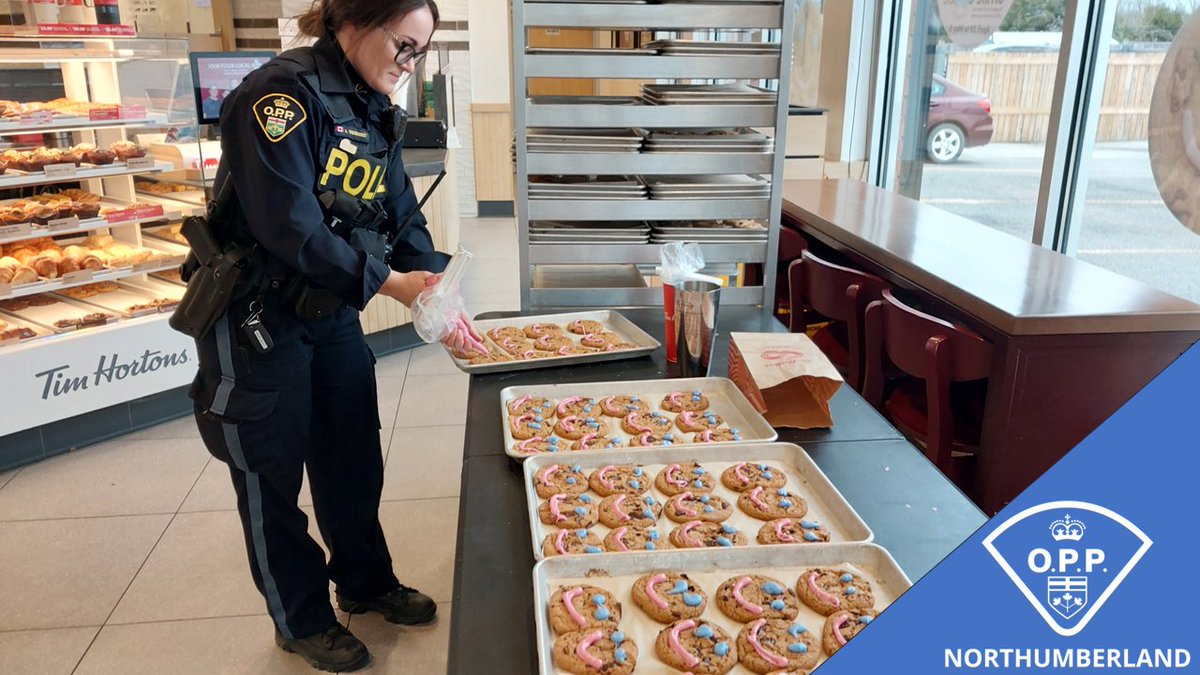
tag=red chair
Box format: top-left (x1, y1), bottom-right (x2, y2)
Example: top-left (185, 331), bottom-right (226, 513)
top-left (862, 290), bottom-right (992, 489)
top-left (748, 227), bottom-right (808, 320)
top-left (787, 250), bottom-right (886, 391)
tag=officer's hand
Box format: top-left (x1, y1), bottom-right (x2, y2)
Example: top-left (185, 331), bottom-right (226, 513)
top-left (380, 270), bottom-right (432, 307)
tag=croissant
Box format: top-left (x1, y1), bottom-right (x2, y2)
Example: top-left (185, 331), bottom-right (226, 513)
top-left (0, 267), bottom-right (11, 284)
top-left (56, 257), bottom-right (80, 275)
top-left (31, 254), bottom-right (58, 278)
top-left (0, 256), bottom-right (16, 270)
top-left (10, 265), bottom-right (37, 284)
top-left (84, 234), bottom-right (114, 248)
top-left (62, 245), bottom-right (88, 259)
top-left (11, 249), bottom-right (38, 265)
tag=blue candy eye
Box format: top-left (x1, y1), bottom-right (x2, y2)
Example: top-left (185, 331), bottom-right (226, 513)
top-left (579, 494), bottom-right (591, 503)
top-left (576, 529), bottom-right (587, 537)
top-left (592, 595), bottom-right (606, 605)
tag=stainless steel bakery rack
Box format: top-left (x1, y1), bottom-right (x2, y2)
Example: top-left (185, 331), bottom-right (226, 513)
top-left (512, 0), bottom-right (797, 308)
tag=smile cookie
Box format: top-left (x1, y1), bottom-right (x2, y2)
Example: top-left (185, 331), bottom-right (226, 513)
top-left (542, 528), bottom-right (605, 557)
top-left (738, 619), bottom-right (820, 673)
top-left (556, 396), bottom-right (599, 418)
top-left (604, 526), bottom-right (664, 552)
top-left (716, 575), bottom-right (800, 622)
top-left (599, 395), bottom-right (650, 417)
top-left (598, 493), bottom-right (662, 529)
top-left (628, 430), bottom-right (676, 447)
top-left (580, 332), bottom-right (623, 349)
top-left (632, 573), bottom-right (707, 623)
top-left (487, 326), bottom-right (526, 342)
top-left (588, 464), bottom-right (650, 496)
top-left (721, 462), bottom-right (787, 492)
top-left (524, 322), bottom-right (565, 339)
top-left (822, 609), bottom-right (878, 654)
top-left (510, 412), bottom-right (553, 440)
top-left (694, 428), bottom-right (744, 444)
top-left (534, 463), bottom-right (588, 498)
top-left (534, 334), bottom-right (575, 351)
top-left (669, 521), bottom-right (747, 549)
top-left (676, 410), bottom-right (724, 432)
top-left (539, 493), bottom-right (599, 529)
top-left (571, 434), bottom-right (623, 451)
top-left (797, 569), bottom-right (875, 616)
top-left (553, 628), bottom-right (637, 675)
top-left (548, 584), bottom-right (622, 634)
top-left (496, 336), bottom-right (536, 356)
top-left (621, 411), bottom-right (675, 436)
top-left (567, 318), bottom-right (606, 335)
top-left (513, 437), bottom-right (563, 455)
top-left (555, 415), bottom-right (611, 440)
top-left (655, 619), bottom-right (737, 675)
top-left (661, 390), bottom-right (710, 413)
top-left (758, 518), bottom-right (831, 545)
top-left (655, 462), bottom-right (716, 496)
top-left (738, 486), bottom-right (807, 521)
top-left (506, 395), bottom-right (556, 418)
top-left (665, 492), bottom-right (733, 523)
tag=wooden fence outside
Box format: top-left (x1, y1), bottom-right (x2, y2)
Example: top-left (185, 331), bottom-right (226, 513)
top-left (945, 51), bottom-right (1165, 143)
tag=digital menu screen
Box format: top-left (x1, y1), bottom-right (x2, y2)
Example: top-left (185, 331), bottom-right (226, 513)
top-left (189, 51), bottom-right (275, 125)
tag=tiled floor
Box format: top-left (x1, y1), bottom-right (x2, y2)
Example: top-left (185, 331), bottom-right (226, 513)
top-left (0, 217), bottom-right (518, 674)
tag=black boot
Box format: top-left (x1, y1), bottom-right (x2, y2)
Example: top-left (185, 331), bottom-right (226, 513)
top-left (336, 584), bottom-right (438, 625)
top-left (275, 622), bottom-right (370, 672)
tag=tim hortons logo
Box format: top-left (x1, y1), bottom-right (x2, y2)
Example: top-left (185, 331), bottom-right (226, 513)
top-left (983, 501), bottom-right (1152, 637)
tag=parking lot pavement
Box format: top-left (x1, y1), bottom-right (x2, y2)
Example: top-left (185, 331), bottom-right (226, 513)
top-left (915, 142), bottom-right (1200, 304)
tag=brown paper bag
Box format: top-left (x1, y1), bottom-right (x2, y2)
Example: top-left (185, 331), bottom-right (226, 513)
top-left (728, 332), bottom-right (843, 429)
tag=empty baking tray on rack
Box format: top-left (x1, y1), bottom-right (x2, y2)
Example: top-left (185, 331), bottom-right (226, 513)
top-left (529, 175), bottom-right (648, 200)
top-left (530, 221), bottom-right (651, 244)
top-left (643, 39), bottom-right (781, 55)
top-left (527, 128), bottom-right (644, 154)
top-left (646, 175), bottom-right (770, 200)
top-left (644, 128), bottom-right (774, 154)
top-left (526, 47), bottom-right (659, 56)
top-left (642, 83), bottom-right (777, 106)
top-left (651, 220), bottom-right (768, 243)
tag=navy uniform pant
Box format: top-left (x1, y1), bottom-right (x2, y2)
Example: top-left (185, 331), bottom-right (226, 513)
top-left (189, 293), bottom-right (399, 639)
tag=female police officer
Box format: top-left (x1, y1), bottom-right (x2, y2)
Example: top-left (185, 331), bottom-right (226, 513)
top-left (186, 0), bottom-right (472, 670)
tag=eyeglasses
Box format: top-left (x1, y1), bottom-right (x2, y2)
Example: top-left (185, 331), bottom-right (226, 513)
top-left (382, 27), bottom-right (428, 66)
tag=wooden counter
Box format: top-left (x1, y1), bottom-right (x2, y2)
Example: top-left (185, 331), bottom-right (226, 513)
top-left (782, 178), bottom-right (1200, 513)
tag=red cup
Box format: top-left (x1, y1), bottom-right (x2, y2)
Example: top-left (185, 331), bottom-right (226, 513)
top-left (663, 282), bottom-right (677, 362)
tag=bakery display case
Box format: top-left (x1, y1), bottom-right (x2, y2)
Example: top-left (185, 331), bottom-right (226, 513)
top-left (0, 35), bottom-right (203, 436)
top-left (511, 1), bottom-right (797, 308)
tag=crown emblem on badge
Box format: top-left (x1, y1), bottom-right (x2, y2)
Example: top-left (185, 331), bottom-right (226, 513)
top-left (274, 98), bottom-right (290, 109)
top-left (1050, 514), bottom-right (1086, 542)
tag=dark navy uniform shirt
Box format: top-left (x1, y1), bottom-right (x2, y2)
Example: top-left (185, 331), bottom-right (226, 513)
top-left (215, 34), bottom-right (446, 311)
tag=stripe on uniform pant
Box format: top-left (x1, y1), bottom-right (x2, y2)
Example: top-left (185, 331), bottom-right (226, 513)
top-left (213, 311), bottom-right (294, 639)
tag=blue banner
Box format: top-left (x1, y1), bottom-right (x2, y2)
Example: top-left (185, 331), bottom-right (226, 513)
top-left (819, 343), bottom-right (1200, 672)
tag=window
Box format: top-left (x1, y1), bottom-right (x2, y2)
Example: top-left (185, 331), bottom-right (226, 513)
top-left (1072, 0), bottom-right (1200, 304)
top-left (887, 0), bottom-right (1067, 242)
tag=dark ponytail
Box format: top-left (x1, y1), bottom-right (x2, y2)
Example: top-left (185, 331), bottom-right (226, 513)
top-left (297, 0), bottom-right (439, 39)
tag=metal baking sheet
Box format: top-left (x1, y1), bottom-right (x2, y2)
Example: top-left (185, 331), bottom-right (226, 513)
top-left (533, 543), bottom-right (909, 675)
top-left (53, 283), bottom-right (164, 317)
top-left (447, 310), bottom-right (660, 375)
top-left (502, 377), bottom-right (777, 460)
top-left (523, 442), bottom-right (873, 561)
top-left (0, 312), bottom-right (51, 347)
top-left (0, 295), bottom-right (117, 333)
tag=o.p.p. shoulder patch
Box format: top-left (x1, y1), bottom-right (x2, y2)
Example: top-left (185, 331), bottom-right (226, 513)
top-left (253, 93), bottom-right (307, 142)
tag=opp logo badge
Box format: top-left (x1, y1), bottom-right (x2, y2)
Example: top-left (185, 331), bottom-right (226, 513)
top-left (982, 501), bottom-right (1151, 637)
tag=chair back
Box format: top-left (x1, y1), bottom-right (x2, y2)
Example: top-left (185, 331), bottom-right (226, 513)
top-left (863, 289), bottom-right (993, 481)
top-left (788, 250), bottom-right (886, 390)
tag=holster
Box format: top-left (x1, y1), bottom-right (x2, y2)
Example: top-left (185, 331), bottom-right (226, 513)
top-left (169, 214), bottom-right (256, 338)
top-left (282, 275), bottom-right (343, 321)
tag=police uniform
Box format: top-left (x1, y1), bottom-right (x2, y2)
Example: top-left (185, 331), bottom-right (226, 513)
top-left (188, 35), bottom-right (446, 640)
